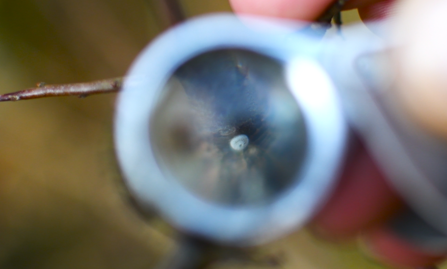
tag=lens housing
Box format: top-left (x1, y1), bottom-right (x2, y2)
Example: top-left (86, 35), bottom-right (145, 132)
top-left (114, 14), bottom-right (347, 245)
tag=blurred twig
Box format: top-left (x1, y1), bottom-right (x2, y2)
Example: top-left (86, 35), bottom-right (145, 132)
top-left (154, 0), bottom-right (185, 25)
top-left (317, 0), bottom-right (346, 24)
top-left (156, 237), bottom-right (214, 269)
top-left (306, 0), bottom-right (346, 34)
top-left (0, 77), bottom-right (122, 102)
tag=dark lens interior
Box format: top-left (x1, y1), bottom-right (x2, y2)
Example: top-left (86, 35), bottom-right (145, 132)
top-left (151, 49), bottom-right (307, 206)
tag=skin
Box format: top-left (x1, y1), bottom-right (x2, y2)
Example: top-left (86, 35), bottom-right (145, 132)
top-left (230, 0), bottom-right (447, 268)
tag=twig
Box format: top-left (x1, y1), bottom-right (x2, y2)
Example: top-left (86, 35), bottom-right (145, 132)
top-left (156, 236), bottom-right (215, 269)
top-left (317, 0), bottom-right (347, 24)
top-left (156, 0), bottom-right (185, 26)
top-left (146, 0), bottom-right (185, 29)
top-left (0, 77), bottom-right (123, 102)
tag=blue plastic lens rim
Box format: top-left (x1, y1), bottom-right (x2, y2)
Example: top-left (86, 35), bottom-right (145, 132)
top-left (114, 13), bottom-right (347, 245)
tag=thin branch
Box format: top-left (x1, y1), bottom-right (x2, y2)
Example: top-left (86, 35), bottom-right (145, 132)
top-left (156, 237), bottom-right (213, 269)
top-left (304, 0), bottom-right (346, 35)
top-left (0, 77), bottom-right (123, 102)
top-left (157, 0), bottom-right (185, 26)
top-left (317, 0), bottom-right (347, 24)
top-left (146, 0), bottom-right (185, 29)
top-left (0, 0), bottom-right (185, 103)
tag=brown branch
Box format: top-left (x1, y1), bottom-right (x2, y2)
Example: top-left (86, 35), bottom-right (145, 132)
top-left (0, 77), bottom-right (123, 102)
top-left (156, 0), bottom-right (185, 26)
top-left (317, 0), bottom-right (347, 24)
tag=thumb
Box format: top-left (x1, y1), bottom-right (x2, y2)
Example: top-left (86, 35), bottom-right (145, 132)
top-left (393, 0), bottom-right (447, 138)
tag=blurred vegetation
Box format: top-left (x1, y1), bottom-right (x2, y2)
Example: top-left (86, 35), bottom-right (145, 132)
top-left (0, 1), bottom-right (410, 268)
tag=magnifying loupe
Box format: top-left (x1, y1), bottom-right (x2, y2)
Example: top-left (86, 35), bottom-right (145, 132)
top-left (115, 14), bottom-right (347, 245)
top-left (114, 13), bottom-right (447, 249)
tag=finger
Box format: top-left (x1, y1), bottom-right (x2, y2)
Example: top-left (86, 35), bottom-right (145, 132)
top-left (229, 0), bottom-right (390, 20)
top-left (311, 139), bottom-right (404, 239)
top-left (363, 227), bottom-right (445, 268)
top-left (392, 0), bottom-right (447, 138)
top-left (344, 0), bottom-right (385, 10)
top-left (357, 0), bottom-right (396, 21)
top-left (229, 0), bottom-right (335, 21)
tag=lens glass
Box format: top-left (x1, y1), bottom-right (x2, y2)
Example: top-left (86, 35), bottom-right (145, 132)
top-left (151, 49), bottom-right (307, 206)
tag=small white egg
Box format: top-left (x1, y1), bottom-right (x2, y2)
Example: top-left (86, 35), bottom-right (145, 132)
top-left (230, 134), bottom-right (249, 151)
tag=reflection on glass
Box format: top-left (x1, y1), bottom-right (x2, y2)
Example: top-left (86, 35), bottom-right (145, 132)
top-left (151, 49), bottom-right (307, 206)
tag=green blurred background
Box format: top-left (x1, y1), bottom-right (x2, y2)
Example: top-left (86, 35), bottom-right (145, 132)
top-left (0, 1), bottom-right (422, 268)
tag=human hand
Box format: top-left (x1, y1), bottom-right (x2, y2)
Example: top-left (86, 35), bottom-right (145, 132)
top-left (230, 0), bottom-right (447, 268)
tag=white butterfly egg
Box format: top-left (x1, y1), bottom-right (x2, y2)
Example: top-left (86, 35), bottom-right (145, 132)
top-left (229, 134), bottom-right (249, 151)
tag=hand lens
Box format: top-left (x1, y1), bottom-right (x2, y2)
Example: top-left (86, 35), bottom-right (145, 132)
top-left (115, 14), bottom-right (346, 245)
top-left (114, 13), bottom-right (447, 249)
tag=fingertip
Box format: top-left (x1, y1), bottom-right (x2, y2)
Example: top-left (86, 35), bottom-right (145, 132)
top-left (229, 0), bottom-right (334, 21)
top-left (357, 0), bottom-right (396, 21)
